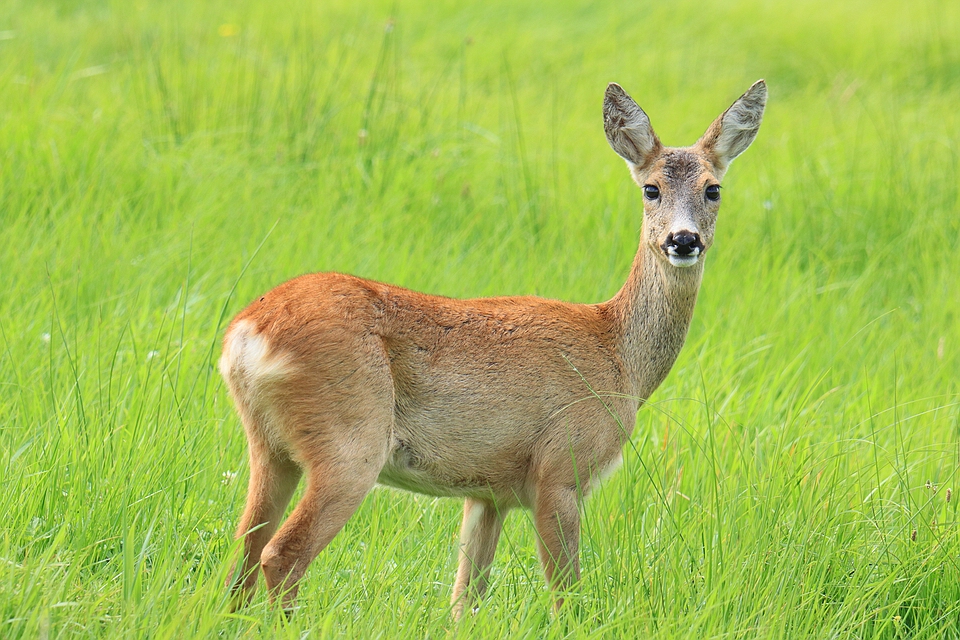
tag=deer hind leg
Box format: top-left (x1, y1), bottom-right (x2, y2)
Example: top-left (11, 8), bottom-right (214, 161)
top-left (257, 388), bottom-right (394, 611)
top-left (450, 498), bottom-right (506, 619)
top-left (259, 442), bottom-right (388, 610)
top-left (222, 319), bottom-right (397, 611)
top-left (229, 435), bottom-right (301, 606)
top-left (533, 485), bottom-right (580, 610)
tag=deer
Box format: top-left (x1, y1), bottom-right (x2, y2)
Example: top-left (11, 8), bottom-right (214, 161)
top-left (219, 79), bottom-right (767, 617)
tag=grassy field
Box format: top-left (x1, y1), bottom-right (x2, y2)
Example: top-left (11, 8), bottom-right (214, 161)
top-left (2, 0), bottom-right (959, 637)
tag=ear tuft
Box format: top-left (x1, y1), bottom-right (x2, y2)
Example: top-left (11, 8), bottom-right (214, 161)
top-left (603, 83), bottom-right (661, 167)
top-left (699, 80), bottom-right (766, 170)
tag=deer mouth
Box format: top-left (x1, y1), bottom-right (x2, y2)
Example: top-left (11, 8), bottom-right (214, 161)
top-left (661, 230), bottom-right (704, 268)
top-left (664, 245), bottom-right (701, 268)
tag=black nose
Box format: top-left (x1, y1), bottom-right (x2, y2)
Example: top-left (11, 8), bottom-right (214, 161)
top-left (667, 231), bottom-right (702, 256)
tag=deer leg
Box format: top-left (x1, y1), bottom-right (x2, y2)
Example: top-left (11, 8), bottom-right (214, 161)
top-left (450, 498), bottom-right (505, 619)
top-left (533, 485), bottom-right (580, 610)
top-left (229, 433), bottom-right (302, 606)
top-left (259, 438), bottom-right (388, 611)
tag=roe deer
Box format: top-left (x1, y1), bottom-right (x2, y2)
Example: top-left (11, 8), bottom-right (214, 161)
top-left (220, 80), bottom-right (766, 616)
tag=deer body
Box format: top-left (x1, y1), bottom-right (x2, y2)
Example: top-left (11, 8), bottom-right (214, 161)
top-left (221, 80), bottom-right (766, 615)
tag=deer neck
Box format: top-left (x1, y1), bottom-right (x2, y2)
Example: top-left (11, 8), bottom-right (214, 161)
top-left (605, 229), bottom-right (704, 399)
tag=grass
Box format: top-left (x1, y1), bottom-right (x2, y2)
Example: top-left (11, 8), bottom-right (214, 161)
top-left (1, 0), bottom-right (959, 636)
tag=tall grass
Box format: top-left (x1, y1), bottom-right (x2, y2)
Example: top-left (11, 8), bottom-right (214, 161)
top-left (1, 0), bottom-right (958, 637)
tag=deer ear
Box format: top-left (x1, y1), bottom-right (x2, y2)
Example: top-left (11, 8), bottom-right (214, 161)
top-left (604, 83), bottom-right (662, 168)
top-left (698, 80), bottom-right (766, 171)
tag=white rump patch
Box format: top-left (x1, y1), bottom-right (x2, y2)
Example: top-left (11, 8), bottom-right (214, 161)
top-left (220, 320), bottom-right (292, 383)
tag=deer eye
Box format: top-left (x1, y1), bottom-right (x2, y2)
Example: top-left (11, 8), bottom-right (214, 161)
top-left (643, 185), bottom-right (660, 200)
top-left (705, 185), bottom-right (721, 201)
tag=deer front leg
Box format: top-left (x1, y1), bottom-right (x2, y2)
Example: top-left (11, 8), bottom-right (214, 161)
top-left (533, 485), bottom-right (580, 610)
top-left (450, 498), bottom-right (505, 619)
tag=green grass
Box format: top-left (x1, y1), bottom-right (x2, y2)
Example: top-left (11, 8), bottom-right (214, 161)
top-left (2, 0), bottom-right (959, 636)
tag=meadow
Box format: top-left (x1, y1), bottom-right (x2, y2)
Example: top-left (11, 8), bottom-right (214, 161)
top-left (1, 0), bottom-right (959, 637)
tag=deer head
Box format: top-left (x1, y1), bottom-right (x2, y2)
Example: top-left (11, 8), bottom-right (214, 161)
top-left (603, 80), bottom-right (767, 268)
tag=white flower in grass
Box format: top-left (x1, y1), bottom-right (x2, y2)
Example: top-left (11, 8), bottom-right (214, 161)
top-left (221, 470), bottom-right (238, 485)
top-left (28, 517), bottom-right (45, 534)
top-left (147, 350), bottom-right (159, 360)
top-left (41, 333), bottom-right (51, 343)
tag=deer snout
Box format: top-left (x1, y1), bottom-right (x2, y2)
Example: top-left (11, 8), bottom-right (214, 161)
top-left (662, 230), bottom-right (704, 267)
top-left (667, 231), bottom-right (702, 256)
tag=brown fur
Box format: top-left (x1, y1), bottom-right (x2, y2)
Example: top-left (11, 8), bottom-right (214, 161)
top-left (219, 80), bottom-right (766, 616)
